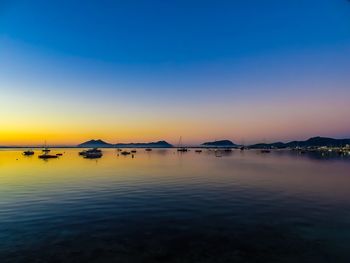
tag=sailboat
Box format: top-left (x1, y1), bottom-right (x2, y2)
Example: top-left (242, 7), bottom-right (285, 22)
top-left (177, 136), bottom-right (188, 152)
top-left (42, 141), bottom-right (51, 153)
top-left (38, 141), bottom-right (58, 159)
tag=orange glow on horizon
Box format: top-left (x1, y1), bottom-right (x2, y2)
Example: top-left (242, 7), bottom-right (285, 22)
top-left (1, 91), bottom-right (349, 146)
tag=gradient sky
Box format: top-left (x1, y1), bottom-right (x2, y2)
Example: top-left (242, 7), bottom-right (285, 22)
top-left (1, 0), bottom-right (350, 146)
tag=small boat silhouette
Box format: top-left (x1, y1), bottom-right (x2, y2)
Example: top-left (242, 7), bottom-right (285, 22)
top-left (177, 136), bottom-right (188, 152)
top-left (84, 152), bottom-right (102, 159)
top-left (42, 141), bottom-right (51, 153)
top-left (177, 148), bottom-right (188, 152)
top-left (23, 150), bottom-right (34, 156)
top-left (79, 148), bottom-right (102, 156)
top-left (215, 149), bottom-right (222, 157)
top-left (39, 154), bottom-right (58, 159)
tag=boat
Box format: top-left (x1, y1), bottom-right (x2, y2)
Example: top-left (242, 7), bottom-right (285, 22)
top-left (215, 149), bottom-right (222, 157)
top-left (177, 136), bottom-right (188, 152)
top-left (195, 149), bottom-right (202, 153)
top-left (261, 149), bottom-right (271, 153)
top-left (42, 148), bottom-right (51, 153)
top-left (131, 150), bottom-right (137, 153)
top-left (177, 148), bottom-right (188, 152)
top-left (42, 141), bottom-right (51, 153)
top-left (121, 151), bottom-right (131, 155)
top-left (56, 153), bottom-right (63, 156)
top-left (79, 148), bottom-right (102, 156)
top-left (145, 148), bottom-right (152, 151)
top-left (38, 154), bottom-right (58, 159)
top-left (23, 150), bottom-right (34, 156)
top-left (84, 152), bottom-right (102, 159)
top-left (224, 148), bottom-right (232, 152)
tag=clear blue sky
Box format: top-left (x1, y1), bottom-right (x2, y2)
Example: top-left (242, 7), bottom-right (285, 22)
top-left (1, 0), bottom-right (350, 145)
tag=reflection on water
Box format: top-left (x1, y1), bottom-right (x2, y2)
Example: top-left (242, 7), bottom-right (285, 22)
top-left (0, 149), bottom-right (350, 262)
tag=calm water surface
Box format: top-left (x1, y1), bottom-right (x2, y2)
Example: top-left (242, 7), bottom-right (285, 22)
top-left (0, 149), bottom-right (350, 262)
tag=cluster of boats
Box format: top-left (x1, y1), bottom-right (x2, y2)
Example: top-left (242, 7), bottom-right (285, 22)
top-left (79, 148), bottom-right (140, 159)
top-left (21, 145), bottom-right (350, 161)
top-left (120, 149), bottom-right (137, 156)
top-left (116, 149), bottom-right (137, 155)
top-left (79, 148), bottom-right (103, 158)
top-left (23, 147), bottom-right (151, 160)
top-left (23, 148), bottom-right (63, 159)
top-left (78, 146), bottom-right (217, 159)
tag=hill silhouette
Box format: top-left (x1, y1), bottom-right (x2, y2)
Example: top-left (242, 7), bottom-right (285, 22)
top-left (78, 139), bottom-right (113, 148)
top-left (249, 137), bottom-right (350, 149)
top-left (78, 140), bottom-right (173, 148)
top-left (114, 141), bottom-right (173, 148)
top-left (202, 140), bottom-right (237, 147)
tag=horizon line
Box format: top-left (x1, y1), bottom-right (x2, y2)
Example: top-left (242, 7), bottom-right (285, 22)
top-left (1, 135), bottom-right (350, 148)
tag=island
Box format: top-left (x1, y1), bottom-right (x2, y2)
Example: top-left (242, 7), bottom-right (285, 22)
top-left (201, 140), bottom-right (237, 147)
top-left (78, 139), bottom-right (113, 148)
top-left (78, 140), bottom-right (173, 148)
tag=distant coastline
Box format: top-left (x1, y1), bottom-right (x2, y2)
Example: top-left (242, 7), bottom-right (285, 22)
top-left (1, 136), bottom-right (349, 149)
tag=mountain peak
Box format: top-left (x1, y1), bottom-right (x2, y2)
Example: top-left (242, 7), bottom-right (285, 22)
top-left (201, 140), bottom-right (236, 147)
top-left (78, 139), bottom-right (112, 147)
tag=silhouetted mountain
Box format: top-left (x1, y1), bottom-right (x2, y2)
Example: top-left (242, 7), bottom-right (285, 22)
top-left (202, 140), bottom-right (237, 147)
top-left (286, 137), bottom-right (350, 148)
top-left (78, 140), bottom-right (172, 148)
top-left (115, 141), bottom-right (173, 148)
top-left (78, 139), bottom-right (113, 148)
top-left (248, 137), bottom-right (350, 149)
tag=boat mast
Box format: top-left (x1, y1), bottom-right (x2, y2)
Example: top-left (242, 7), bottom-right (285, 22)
top-left (178, 136), bottom-right (182, 148)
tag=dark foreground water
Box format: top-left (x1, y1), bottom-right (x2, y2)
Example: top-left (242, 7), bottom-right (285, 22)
top-left (0, 148), bottom-right (350, 262)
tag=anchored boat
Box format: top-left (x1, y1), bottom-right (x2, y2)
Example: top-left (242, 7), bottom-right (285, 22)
top-left (84, 152), bottom-right (102, 159)
top-left (38, 153), bottom-right (58, 159)
top-left (177, 136), bottom-right (188, 152)
top-left (23, 150), bottom-right (34, 156)
top-left (79, 148), bottom-right (103, 158)
top-left (79, 148), bottom-right (102, 155)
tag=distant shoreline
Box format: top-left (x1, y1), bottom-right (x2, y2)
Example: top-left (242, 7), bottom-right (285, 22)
top-left (1, 136), bottom-right (349, 149)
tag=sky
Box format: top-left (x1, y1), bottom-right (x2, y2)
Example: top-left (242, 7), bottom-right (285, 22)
top-left (0, 0), bottom-right (350, 146)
